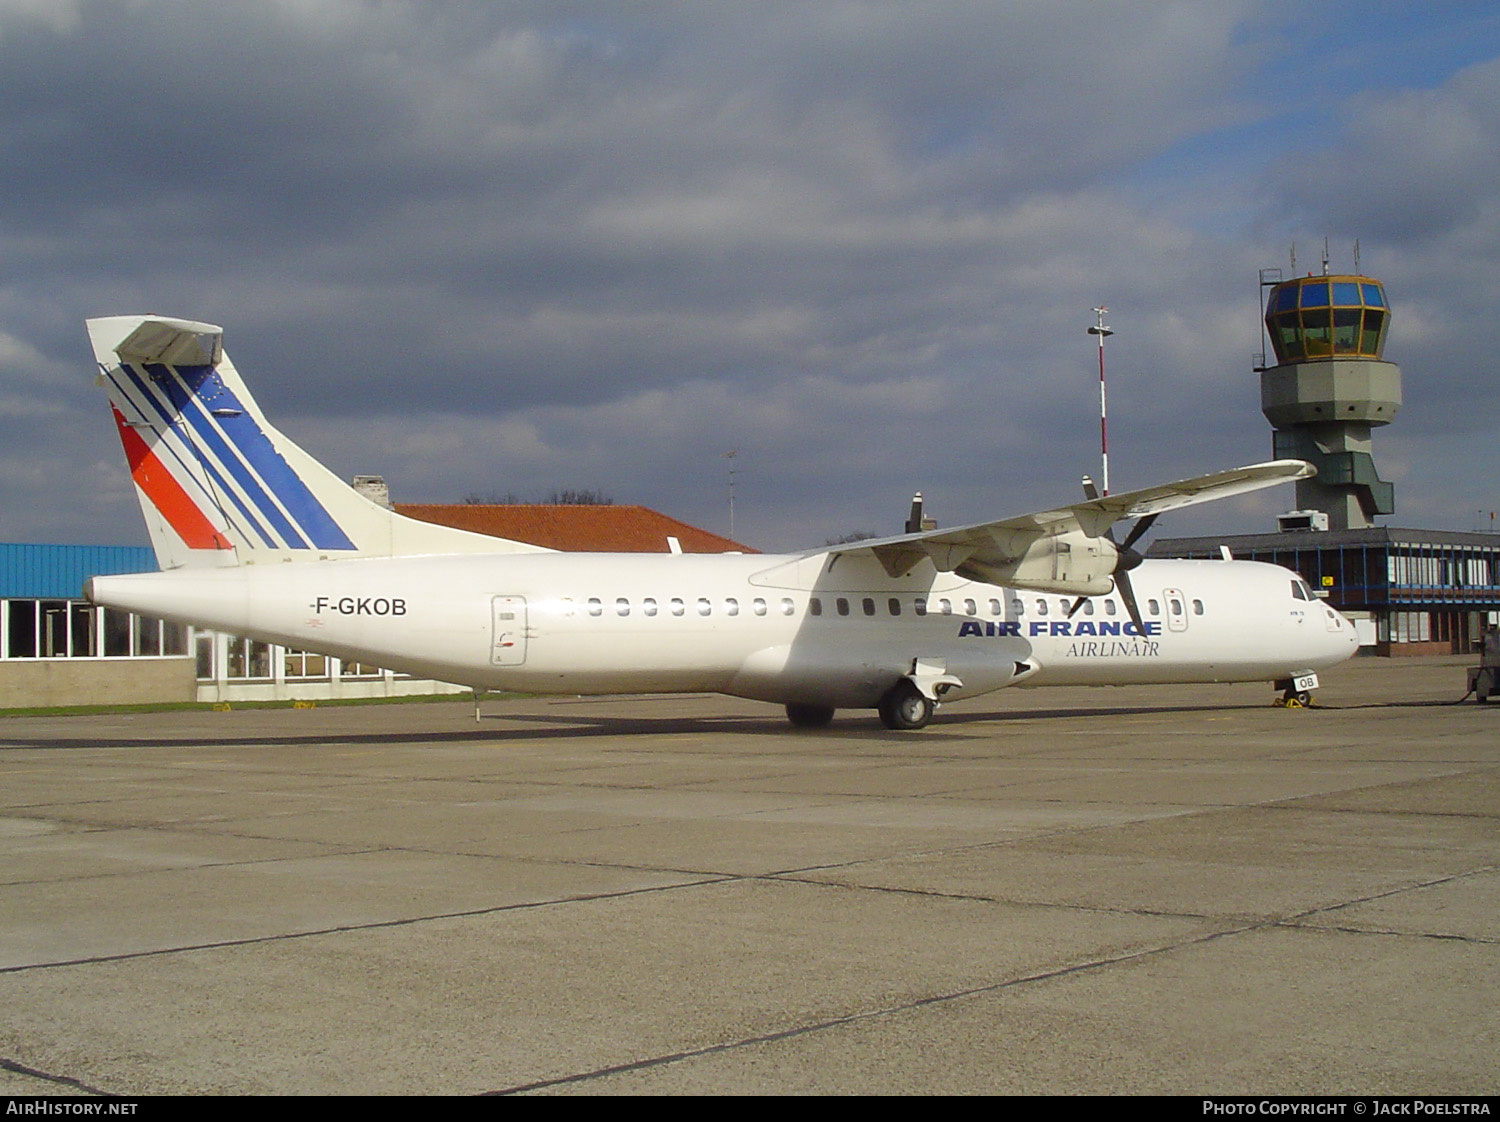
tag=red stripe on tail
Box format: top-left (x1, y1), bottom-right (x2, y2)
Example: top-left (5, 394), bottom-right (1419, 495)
top-left (112, 406), bottom-right (232, 550)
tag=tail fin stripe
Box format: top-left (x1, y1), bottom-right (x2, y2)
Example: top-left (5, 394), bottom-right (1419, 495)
top-left (145, 364), bottom-right (316, 550)
top-left (112, 362), bottom-right (282, 550)
top-left (175, 366), bottom-right (355, 551)
top-left (110, 406), bottom-right (233, 551)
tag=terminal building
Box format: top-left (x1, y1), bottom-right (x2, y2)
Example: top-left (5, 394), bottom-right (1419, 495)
top-left (1, 504), bottom-right (748, 707)
top-left (1153, 267), bottom-right (1500, 654)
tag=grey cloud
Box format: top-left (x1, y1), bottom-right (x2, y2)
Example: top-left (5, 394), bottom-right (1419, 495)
top-left (0, 2), bottom-right (1495, 548)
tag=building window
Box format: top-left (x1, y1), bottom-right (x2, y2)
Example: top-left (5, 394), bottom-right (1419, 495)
top-left (0, 599), bottom-right (183, 660)
top-left (284, 650), bottom-right (329, 679)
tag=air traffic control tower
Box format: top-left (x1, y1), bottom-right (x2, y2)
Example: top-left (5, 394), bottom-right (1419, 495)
top-left (1259, 273), bottom-right (1401, 529)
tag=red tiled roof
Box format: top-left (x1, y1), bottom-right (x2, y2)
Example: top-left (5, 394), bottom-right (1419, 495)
top-left (393, 504), bottom-right (755, 554)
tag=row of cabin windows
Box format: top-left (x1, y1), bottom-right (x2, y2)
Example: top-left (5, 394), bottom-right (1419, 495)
top-left (808, 595), bottom-right (1205, 618)
top-left (577, 594), bottom-right (1207, 620)
top-left (584, 596), bottom-right (797, 618)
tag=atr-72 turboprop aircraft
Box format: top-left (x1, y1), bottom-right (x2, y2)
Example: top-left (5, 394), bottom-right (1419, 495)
top-left (84, 315), bottom-right (1358, 729)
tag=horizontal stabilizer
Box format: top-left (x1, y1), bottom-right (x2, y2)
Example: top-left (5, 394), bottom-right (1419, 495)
top-left (113, 317), bottom-right (223, 368)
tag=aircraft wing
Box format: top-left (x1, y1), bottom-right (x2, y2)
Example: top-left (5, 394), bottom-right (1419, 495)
top-left (825, 460), bottom-right (1314, 595)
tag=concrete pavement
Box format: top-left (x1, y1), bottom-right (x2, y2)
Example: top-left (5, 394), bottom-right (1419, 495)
top-left (0, 656), bottom-right (1495, 1094)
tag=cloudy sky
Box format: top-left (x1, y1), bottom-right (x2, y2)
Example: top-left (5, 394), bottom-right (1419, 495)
top-left (2, 0), bottom-right (1498, 552)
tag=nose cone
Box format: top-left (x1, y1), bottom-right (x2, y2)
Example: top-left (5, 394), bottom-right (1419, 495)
top-left (1317, 602), bottom-right (1362, 667)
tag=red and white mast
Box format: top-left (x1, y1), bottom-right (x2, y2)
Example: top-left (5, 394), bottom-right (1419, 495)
top-left (1088, 305), bottom-right (1114, 495)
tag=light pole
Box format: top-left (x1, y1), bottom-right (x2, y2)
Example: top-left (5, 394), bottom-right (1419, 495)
top-left (723, 449), bottom-right (739, 541)
top-left (1088, 306), bottom-right (1114, 495)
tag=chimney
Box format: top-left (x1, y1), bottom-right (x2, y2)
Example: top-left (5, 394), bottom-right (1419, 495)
top-left (351, 475), bottom-right (391, 508)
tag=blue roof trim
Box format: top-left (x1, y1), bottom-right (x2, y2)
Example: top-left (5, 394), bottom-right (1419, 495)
top-left (0, 543), bottom-right (157, 599)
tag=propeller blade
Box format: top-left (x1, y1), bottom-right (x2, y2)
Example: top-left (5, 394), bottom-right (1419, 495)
top-left (1117, 568), bottom-right (1147, 636)
top-left (1118, 512), bottom-right (1159, 554)
top-left (1066, 596), bottom-right (1088, 618)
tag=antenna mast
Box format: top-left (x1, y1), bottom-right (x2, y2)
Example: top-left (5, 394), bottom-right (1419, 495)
top-left (1087, 306), bottom-right (1114, 494)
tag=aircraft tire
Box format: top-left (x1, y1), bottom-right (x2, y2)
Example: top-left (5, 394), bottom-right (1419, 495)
top-left (785, 703), bottom-right (835, 728)
top-left (878, 681), bottom-right (935, 731)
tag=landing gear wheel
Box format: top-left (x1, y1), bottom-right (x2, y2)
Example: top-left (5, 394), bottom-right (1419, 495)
top-left (785, 703), bottom-right (835, 728)
top-left (878, 681), bottom-right (935, 731)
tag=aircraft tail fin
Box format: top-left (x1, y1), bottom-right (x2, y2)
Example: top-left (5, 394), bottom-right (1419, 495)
top-left (88, 315), bottom-right (551, 570)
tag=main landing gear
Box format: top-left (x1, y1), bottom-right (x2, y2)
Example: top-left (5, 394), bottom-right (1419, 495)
top-left (877, 680), bottom-right (936, 730)
top-left (783, 663), bottom-right (960, 731)
top-left (784, 702), bottom-right (836, 728)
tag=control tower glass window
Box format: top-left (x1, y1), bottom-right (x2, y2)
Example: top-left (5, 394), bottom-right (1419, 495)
top-left (1264, 276), bottom-right (1389, 365)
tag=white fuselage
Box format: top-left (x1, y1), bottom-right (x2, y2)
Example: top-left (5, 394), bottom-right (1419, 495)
top-left (89, 551), bottom-right (1359, 711)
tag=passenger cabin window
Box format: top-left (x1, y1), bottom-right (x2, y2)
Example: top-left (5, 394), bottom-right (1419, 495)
top-left (643, 597), bottom-right (658, 617)
top-left (616, 598), bottom-right (630, 617)
top-left (914, 598), bottom-right (927, 616)
top-left (753, 598), bottom-right (767, 616)
top-left (1147, 599), bottom-right (1160, 615)
top-left (809, 597), bottom-right (823, 616)
top-left (780, 598), bottom-right (795, 616)
top-left (888, 598), bottom-right (902, 616)
top-left (670, 598), bottom-right (685, 616)
top-left (862, 598), bottom-right (876, 617)
top-left (1193, 599), bottom-right (1205, 615)
top-left (725, 598), bottom-right (739, 616)
top-left (697, 598), bottom-right (712, 616)
top-left (836, 598), bottom-right (850, 616)
top-left (588, 598), bottom-right (603, 617)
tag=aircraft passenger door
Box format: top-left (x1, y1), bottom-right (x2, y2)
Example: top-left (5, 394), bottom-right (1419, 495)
top-left (491, 596), bottom-right (528, 666)
top-left (1163, 588), bottom-right (1189, 633)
